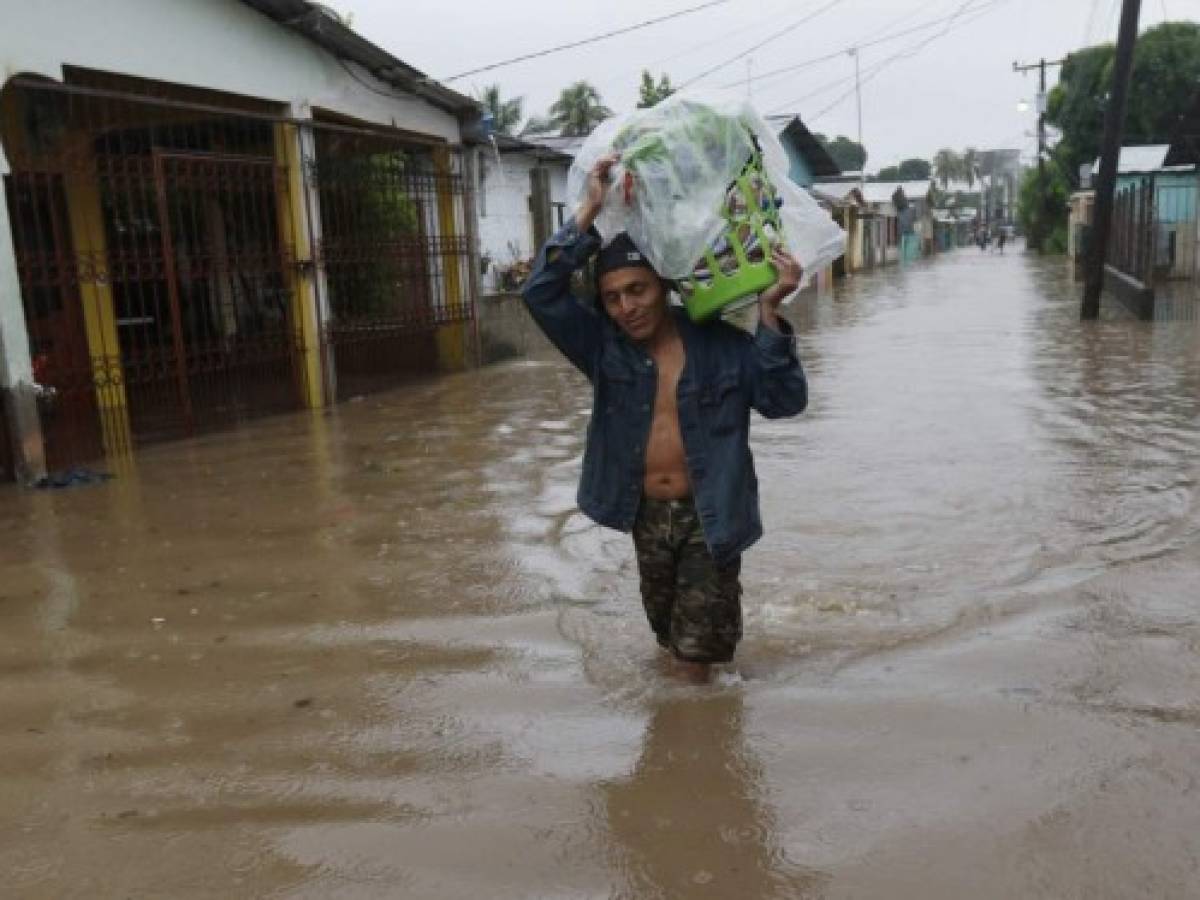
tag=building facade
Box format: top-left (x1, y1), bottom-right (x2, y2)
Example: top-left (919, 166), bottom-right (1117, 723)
top-left (1, 0), bottom-right (481, 482)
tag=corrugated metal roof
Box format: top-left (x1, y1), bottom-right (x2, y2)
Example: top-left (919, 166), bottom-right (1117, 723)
top-left (1091, 144), bottom-right (1191, 175)
top-left (869, 180), bottom-right (933, 200)
top-left (522, 134), bottom-right (586, 157)
top-left (491, 133), bottom-right (573, 162)
top-left (861, 182), bottom-right (903, 205)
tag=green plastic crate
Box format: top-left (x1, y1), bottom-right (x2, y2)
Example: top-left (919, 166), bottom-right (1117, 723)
top-left (678, 148), bottom-right (785, 323)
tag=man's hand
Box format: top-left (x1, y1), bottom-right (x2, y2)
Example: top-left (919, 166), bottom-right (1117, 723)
top-left (576, 152), bottom-right (620, 232)
top-left (759, 247), bottom-right (803, 332)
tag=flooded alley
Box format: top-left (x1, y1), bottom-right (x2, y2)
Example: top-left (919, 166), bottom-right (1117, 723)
top-left (3, 245), bottom-right (1200, 899)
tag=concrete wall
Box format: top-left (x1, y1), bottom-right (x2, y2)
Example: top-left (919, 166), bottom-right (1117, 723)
top-left (476, 292), bottom-right (556, 364)
top-left (477, 150), bottom-right (569, 292)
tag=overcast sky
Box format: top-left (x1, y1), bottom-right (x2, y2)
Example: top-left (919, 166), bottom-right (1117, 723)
top-left (332, 0), bottom-right (1190, 170)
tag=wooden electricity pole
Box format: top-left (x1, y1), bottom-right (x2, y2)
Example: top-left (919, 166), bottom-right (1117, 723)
top-left (1013, 57), bottom-right (1066, 252)
top-left (1083, 0), bottom-right (1143, 319)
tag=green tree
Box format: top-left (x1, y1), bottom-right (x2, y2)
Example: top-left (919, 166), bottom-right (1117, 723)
top-left (1125, 23), bottom-right (1200, 143)
top-left (1045, 44), bottom-right (1115, 182)
top-left (547, 81), bottom-right (613, 137)
top-left (896, 158), bottom-right (932, 180)
top-left (961, 147), bottom-right (980, 189)
top-left (1046, 23), bottom-right (1200, 185)
top-left (1018, 163), bottom-right (1071, 253)
top-left (478, 84), bottom-right (523, 137)
top-left (637, 70), bottom-right (675, 109)
top-left (933, 148), bottom-right (962, 188)
top-left (873, 159), bottom-right (931, 182)
top-left (813, 133), bottom-right (867, 172)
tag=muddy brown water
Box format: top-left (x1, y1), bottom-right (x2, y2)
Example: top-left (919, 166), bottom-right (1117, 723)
top-left (3, 246), bottom-right (1199, 898)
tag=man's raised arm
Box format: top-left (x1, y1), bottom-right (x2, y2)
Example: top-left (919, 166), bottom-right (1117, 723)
top-left (521, 155), bottom-right (618, 378)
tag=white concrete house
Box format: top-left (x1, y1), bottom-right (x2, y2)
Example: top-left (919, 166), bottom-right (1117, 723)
top-left (0, 0), bottom-right (481, 482)
top-left (475, 135), bottom-right (572, 293)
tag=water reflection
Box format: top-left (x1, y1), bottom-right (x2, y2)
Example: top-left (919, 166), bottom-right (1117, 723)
top-left (605, 691), bottom-right (825, 899)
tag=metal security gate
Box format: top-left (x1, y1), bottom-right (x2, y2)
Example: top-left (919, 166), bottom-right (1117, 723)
top-left (134, 149), bottom-right (300, 440)
top-left (312, 123), bottom-right (472, 400)
top-left (1, 74), bottom-right (308, 469)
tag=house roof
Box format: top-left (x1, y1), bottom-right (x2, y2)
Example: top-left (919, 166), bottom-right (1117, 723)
top-left (868, 180), bottom-right (933, 202)
top-left (807, 186), bottom-right (844, 206)
top-left (238, 0), bottom-right (478, 117)
top-left (491, 133), bottom-right (573, 162)
top-left (776, 117), bottom-right (841, 178)
top-left (861, 182), bottom-right (905, 206)
top-left (1092, 144), bottom-right (1194, 175)
top-left (522, 134), bottom-right (587, 157)
top-left (819, 185), bottom-right (868, 207)
top-left (896, 180), bottom-right (934, 199)
top-left (814, 171), bottom-right (864, 183)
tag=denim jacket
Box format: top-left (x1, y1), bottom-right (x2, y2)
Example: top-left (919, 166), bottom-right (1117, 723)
top-left (522, 219), bottom-right (808, 563)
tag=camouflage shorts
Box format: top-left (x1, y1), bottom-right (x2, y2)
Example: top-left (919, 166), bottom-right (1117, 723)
top-left (632, 497), bottom-right (743, 664)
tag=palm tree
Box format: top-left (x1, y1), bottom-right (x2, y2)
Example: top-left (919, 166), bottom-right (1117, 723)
top-left (547, 81), bottom-right (613, 137)
top-left (960, 147), bottom-right (981, 190)
top-left (478, 84), bottom-right (522, 137)
top-left (933, 148), bottom-right (961, 190)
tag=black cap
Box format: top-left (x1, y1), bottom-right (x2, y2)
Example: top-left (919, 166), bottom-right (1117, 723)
top-left (595, 232), bottom-right (658, 280)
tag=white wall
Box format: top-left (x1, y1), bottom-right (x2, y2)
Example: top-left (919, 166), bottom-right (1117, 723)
top-left (0, 0), bottom-right (465, 388)
top-left (0, 176), bottom-right (28, 387)
top-left (477, 150), bottom-right (570, 292)
top-left (549, 166), bottom-right (570, 218)
top-left (0, 0), bottom-right (462, 144)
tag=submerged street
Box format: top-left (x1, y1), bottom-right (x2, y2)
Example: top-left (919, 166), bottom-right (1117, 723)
top-left (3, 245), bottom-right (1200, 898)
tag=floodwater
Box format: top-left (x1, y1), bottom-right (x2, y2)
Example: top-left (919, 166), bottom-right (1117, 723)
top-left (3, 245), bottom-right (1200, 899)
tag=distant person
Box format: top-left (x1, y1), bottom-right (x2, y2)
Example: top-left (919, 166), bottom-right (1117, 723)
top-left (998, 228), bottom-right (1008, 254)
top-left (522, 153), bottom-right (809, 683)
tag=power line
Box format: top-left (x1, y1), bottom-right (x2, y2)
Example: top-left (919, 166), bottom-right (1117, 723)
top-left (799, 0), bottom-right (1010, 123)
top-left (717, 1), bottom-right (1005, 92)
top-left (592, 0), bottom-right (796, 95)
top-left (766, 69), bottom-right (863, 112)
top-left (858, 0), bottom-right (951, 43)
top-left (673, 0), bottom-right (850, 92)
top-left (337, 57), bottom-right (420, 103)
top-left (796, 0), bottom-right (1003, 117)
top-left (641, 0), bottom-right (797, 70)
top-left (438, 0), bottom-right (733, 82)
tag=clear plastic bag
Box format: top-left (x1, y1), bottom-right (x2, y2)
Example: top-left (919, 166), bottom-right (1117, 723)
top-left (567, 94), bottom-right (845, 286)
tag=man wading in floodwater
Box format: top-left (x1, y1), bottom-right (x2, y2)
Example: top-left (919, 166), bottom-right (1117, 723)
top-left (523, 153), bottom-right (809, 682)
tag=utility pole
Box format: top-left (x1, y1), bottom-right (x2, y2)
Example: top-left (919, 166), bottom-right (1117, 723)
top-left (850, 47), bottom-right (864, 187)
top-left (1013, 57), bottom-right (1067, 252)
top-left (1083, 0), bottom-right (1143, 318)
